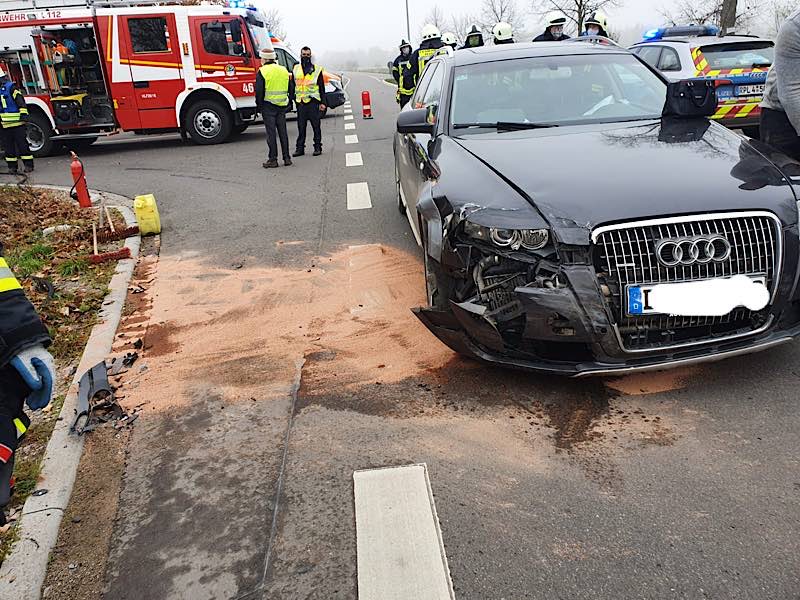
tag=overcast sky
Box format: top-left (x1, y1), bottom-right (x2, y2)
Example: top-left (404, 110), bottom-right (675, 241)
top-left (253, 0), bottom-right (681, 54)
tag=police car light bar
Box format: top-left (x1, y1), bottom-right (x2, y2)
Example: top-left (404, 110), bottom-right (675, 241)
top-left (642, 24), bottom-right (720, 41)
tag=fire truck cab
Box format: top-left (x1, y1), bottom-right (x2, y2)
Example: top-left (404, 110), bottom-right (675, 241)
top-left (0, 0), bottom-right (276, 155)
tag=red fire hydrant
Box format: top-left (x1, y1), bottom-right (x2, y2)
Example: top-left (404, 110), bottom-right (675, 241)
top-left (70, 151), bottom-right (91, 208)
top-left (361, 90), bottom-right (373, 119)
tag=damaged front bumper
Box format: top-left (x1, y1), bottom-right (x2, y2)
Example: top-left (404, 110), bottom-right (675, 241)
top-left (414, 237), bottom-right (800, 377)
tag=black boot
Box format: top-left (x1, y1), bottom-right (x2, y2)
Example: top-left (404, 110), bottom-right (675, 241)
top-left (313, 148), bottom-right (322, 156)
top-left (292, 149), bottom-right (304, 157)
top-left (23, 161), bottom-right (34, 173)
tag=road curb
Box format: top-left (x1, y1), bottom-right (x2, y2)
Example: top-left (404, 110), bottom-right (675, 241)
top-left (0, 189), bottom-right (140, 600)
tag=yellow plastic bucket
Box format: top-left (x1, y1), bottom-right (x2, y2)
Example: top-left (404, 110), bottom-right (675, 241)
top-left (133, 194), bottom-right (161, 235)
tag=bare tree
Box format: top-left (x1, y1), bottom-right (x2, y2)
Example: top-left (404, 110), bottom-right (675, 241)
top-left (480, 0), bottom-right (521, 29)
top-left (450, 13), bottom-right (478, 43)
top-left (262, 8), bottom-right (286, 40)
top-left (422, 5), bottom-right (447, 31)
top-left (659, 0), bottom-right (759, 30)
top-left (530, 0), bottom-right (622, 34)
top-left (768, 0), bottom-right (795, 34)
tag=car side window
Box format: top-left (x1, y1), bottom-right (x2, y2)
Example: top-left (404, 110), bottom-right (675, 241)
top-left (658, 48), bottom-right (681, 71)
top-left (276, 48), bottom-right (297, 71)
top-left (201, 21), bottom-right (243, 57)
top-left (637, 46), bottom-right (662, 69)
top-left (412, 62), bottom-right (439, 108)
top-left (420, 63), bottom-right (445, 109)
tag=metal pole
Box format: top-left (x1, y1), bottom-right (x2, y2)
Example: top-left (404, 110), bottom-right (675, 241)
top-left (405, 0), bottom-right (411, 42)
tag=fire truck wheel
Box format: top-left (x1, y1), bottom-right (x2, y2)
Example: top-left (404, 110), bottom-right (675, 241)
top-left (26, 112), bottom-right (58, 158)
top-left (185, 100), bottom-right (232, 145)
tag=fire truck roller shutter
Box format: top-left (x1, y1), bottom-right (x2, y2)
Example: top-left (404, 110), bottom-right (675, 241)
top-left (177, 86), bottom-right (237, 145)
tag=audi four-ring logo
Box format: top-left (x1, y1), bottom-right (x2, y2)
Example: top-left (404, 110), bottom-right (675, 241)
top-left (655, 236), bottom-right (732, 267)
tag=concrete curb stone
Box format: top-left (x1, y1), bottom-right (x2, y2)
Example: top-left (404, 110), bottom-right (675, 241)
top-left (0, 187), bottom-right (141, 600)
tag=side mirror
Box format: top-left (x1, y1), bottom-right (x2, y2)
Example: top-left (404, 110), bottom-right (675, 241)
top-left (397, 107), bottom-right (435, 135)
top-left (229, 18), bottom-right (243, 44)
top-left (233, 42), bottom-right (244, 56)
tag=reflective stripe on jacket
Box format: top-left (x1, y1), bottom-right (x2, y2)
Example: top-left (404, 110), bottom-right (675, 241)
top-left (0, 82), bottom-right (28, 128)
top-left (417, 47), bottom-right (438, 76)
top-left (397, 60), bottom-right (416, 95)
top-left (293, 64), bottom-right (323, 103)
top-left (259, 63), bottom-right (290, 107)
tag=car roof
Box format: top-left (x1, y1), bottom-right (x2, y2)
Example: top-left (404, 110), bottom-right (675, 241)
top-left (451, 41), bottom-right (630, 67)
top-left (631, 36), bottom-right (773, 47)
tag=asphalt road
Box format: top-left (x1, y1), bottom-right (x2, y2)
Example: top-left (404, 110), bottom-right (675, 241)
top-left (20, 72), bottom-right (800, 599)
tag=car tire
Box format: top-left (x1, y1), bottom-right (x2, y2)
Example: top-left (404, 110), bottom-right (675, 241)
top-left (184, 100), bottom-right (232, 145)
top-left (26, 112), bottom-right (58, 157)
top-left (395, 160), bottom-right (406, 215)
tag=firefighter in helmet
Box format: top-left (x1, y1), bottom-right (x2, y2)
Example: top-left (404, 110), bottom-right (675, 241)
top-left (0, 68), bottom-right (34, 173)
top-left (533, 12), bottom-right (571, 42)
top-left (492, 22), bottom-right (515, 45)
top-left (392, 40), bottom-right (416, 108)
top-left (442, 32), bottom-right (458, 50)
top-left (582, 12), bottom-right (610, 38)
top-left (0, 239), bottom-right (55, 526)
top-left (411, 24), bottom-right (445, 83)
top-left (461, 25), bottom-right (485, 49)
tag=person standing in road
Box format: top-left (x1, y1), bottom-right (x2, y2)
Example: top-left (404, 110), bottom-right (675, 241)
top-left (392, 40), bottom-right (416, 108)
top-left (761, 8), bottom-right (800, 160)
top-left (533, 13), bottom-right (571, 42)
top-left (0, 68), bottom-right (34, 173)
top-left (411, 25), bottom-right (445, 85)
top-left (492, 22), bottom-right (515, 45)
top-left (293, 46), bottom-right (327, 157)
top-left (255, 48), bottom-right (293, 168)
top-left (460, 25), bottom-right (485, 49)
top-left (0, 240), bottom-right (55, 526)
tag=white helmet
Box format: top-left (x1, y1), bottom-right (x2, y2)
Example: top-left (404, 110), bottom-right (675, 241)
top-left (492, 22), bottom-right (513, 42)
top-left (442, 31), bottom-right (457, 46)
top-left (421, 24), bottom-right (441, 41)
top-left (584, 11), bottom-right (608, 33)
top-left (546, 12), bottom-right (568, 28)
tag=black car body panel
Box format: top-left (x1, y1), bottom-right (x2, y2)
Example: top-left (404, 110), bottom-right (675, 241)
top-left (395, 43), bottom-right (800, 376)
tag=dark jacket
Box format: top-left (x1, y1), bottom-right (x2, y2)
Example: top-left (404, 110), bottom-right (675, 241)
top-left (255, 63), bottom-right (295, 111)
top-left (533, 30), bottom-right (571, 42)
top-left (410, 38), bottom-right (445, 82)
top-left (392, 53), bottom-right (416, 94)
top-left (0, 241), bottom-right (50, 369)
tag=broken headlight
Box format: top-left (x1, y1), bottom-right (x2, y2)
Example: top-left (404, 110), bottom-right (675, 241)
top-left (463, 222), bottom-right (549, 251)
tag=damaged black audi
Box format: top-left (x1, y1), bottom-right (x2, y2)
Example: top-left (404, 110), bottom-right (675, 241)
top-left (394, 41), bottom-right (800, 376)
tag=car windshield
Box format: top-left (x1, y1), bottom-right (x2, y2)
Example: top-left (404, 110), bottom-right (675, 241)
top-left (699, 42), bottom-right (774, 69)
top-left (450, 53), bottom-right (667, 131)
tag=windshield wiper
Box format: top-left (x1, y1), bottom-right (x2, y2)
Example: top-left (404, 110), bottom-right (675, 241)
top-left (752, 61), bottom-right (772, 68)
top-left (453, 121), bottom-right (558, 131)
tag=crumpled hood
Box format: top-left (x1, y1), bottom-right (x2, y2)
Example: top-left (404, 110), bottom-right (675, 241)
top-left (453, 120), bottom-right (798, 245)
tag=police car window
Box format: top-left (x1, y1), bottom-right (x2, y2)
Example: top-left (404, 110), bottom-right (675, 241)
top-left (658, 48), bottom-right (681, 71)
top-left (129, 17), bottom-right (171, 54)
top-left (201, 21), bottom-right (243, 57)
top-left (413, 62), bottom-right (439, 107)
top-left (699, 42), bottom-right (774, 69)
top-left (636, 46), bottom-right (662, 68)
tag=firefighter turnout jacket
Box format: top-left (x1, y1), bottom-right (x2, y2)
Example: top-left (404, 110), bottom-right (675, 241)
top-left (393, 54), bottom-right (416, 97)
top-left (410, 38), bottom-right (445, 83)
top-left (293, 63), bottom-right (327, 105)
top-left (0, 80), bottom-right (29, 128)
top-left (256, 62), bottom-right (294, 109)
top-left (0, 241), bottom-right (51, 368)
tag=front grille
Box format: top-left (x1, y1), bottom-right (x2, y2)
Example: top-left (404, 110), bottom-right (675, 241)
top-left (593, 212), bottom-right (782, 352)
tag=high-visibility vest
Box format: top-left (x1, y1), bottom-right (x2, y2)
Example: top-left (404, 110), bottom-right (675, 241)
top-left (259, 63), bottom-right (290, 107)
top-left (418, 47), bottom-right (438, 75)
top-left (0, 257), bottom-right (22, 293)
top-left (0, 82), bottom-right (27, 128)
top-left (293, 64), bottom-right (323, 103)
top-left (397, 60), bottom-right (415, 95)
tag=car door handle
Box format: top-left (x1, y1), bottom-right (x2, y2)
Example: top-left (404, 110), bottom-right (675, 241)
top-left (133, 81), bottom-right (150, 88)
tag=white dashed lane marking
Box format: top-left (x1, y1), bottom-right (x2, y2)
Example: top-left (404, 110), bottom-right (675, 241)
top-left (354, 464), bottom-right (454, 600)
top-left (346, 152), bottom-right (363, 167)
top-left (347, 182), bottom-right (372, 210)
top-left (345, 123), bottom-right (356, 130)
top-left (344, 109), bottom-right (353, 115)
top-left (345, 114), bottom-right (354, 121)
top-left (345, 134), bottom-right (359, 144)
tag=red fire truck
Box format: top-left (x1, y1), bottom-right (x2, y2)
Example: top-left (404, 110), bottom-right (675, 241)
top-left (0, 0), bottom-right (344, 156)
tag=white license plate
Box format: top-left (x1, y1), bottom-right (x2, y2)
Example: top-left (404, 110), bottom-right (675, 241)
top-left (736, 84), bottom-right (765, 97)
top-left (627, 275), bottom-right (767, 316)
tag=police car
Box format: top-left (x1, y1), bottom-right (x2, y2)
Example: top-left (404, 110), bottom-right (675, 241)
top-left (629, 25), bottom-right (774, 135)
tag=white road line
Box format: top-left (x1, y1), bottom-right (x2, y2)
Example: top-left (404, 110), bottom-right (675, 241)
top-left (347, 182), bottom-right (372, 210)
top-left (354, 464), bottom-right (454, 600)
top-left (345, 114), bottom-right (354, 121)
top-left (346, 152), bottom-right (363, 167)
top-left (345, 123), bottom-right (356, 130)
top-left (367, 74), bottom-right (398, 88)
top-left (344, 109), bottom-right (353, 115)
top-left (345, 134), bottom-right (359, 144)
